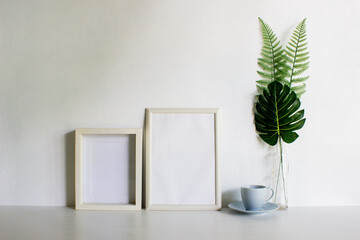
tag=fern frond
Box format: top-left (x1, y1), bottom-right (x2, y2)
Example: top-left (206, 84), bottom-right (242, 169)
top-left (297, 48), bottom-right (308, 54)
top-left (296, 91), bottom-right (306, 98)
top-left (258, 62), bottom-right (273, 72)
top-left (291, 83), bottom-right (306, 96)
top-left (295, 56), bottom-right (310, 63)
top-left (258, 58), bottom-right (273, 65)
top-left (277, 78), bottom-right (290, 87)
top-left (257, 71), bottom-right (273, 80)
top-left (256, 85), bottom-right (266, 92)
top-left (256, 80), bottom-right (272, 87)
top-left (294, 62), bottom-right (309, 69)
top-left (298, 43), bottom-right (307, 48)
top-left (288, 42), bottom-right (297, 48)
top-left (292, 76), bottom-right (310, 83)
top-left (293, 67), bottom-right (309, 76)
top-left (285, 18), bottom-right (310, 97)
top-left (273, 41), bottom-right (281, 49)
top-left (261, 52), bottom-right (272, 59)
top-left (257, 18), bottom-right (288, 92)
top-left (285, 49), bottom-right (295, 58)
top-left (296, 52), bottom-right (309, 58)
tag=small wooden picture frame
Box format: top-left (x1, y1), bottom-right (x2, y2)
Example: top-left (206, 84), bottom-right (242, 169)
top-left (146, 108), bottom-right (221, 210)
top-left (75, 128), bottom-right (142, 210)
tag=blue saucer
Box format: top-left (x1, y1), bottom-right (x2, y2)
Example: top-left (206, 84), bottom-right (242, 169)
top-left (228, 201), bottom-right (279, 214)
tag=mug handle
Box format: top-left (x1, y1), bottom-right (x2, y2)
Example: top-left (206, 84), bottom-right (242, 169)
top-left (264, 187), bottom-right (274, 202)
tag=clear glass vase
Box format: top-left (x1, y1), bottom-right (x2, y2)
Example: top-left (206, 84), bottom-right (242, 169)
top-left (271, 140), bottom-right (288, 209)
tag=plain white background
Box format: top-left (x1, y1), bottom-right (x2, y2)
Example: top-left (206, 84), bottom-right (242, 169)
top-left (0, 0), bottom-right (359, 207)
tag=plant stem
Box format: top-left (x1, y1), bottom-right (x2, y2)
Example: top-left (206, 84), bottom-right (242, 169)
top-left (275, 142), bottom-right (281, 202)
top-left (275, 138), bottom-right (288, 207)
top-left (279, 139), bottom-right (288, 207)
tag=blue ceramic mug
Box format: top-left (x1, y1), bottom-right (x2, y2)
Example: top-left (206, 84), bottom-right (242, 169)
top-left (241, 185), bottom-right (274, 211)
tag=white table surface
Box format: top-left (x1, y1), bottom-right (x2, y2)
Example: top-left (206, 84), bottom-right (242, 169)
top-left (0, 206), bottom-right (359, 240)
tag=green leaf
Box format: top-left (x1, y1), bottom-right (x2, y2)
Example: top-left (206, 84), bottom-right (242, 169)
top-left (288, 42), bottom-right (297, 48)
top-left (296, 90), bottom-right (306, 98)
top-left (261, 49), bottom-right (273, 55)
top-left (260, 133), bottom-right (279, 146)
top-left (292, 76), bottom-right (309, 83)
top-left (282, 118), bottom-right (306, 131)
top-left (298, 43), bottom-right (307, 48)
top-left (280, 131), bottom-right (299, 144)
top-left (254, 81), bottom-right (305, 146)
top-left (291, 83), bottom-right (306, 95)
top-left (257, 18), bottom-right (288, 91)
top-left (294, 62), bottom-right (309, 69)
top-left (293, 67), bottom-right (309, 76)
top-left (295, 56), bottom-right (310, 63)
top-left (278, 91), bottom-right (297, 112)
top-left (256, 102), bottom-right (277, 121)
top-left (296, 52), bottom-right (309, 58)
top-left (278, 98), bottom-right (301, 119)
top-left (279, 110), bottom-right (305, 126)
top-left (258, 58), bottom-right (273, 65)
top-left (258, 62), bottom-right (273, 71)
top-left (257, 71), bottom-right (273, 80)
top-left (285, 18), bottom-right (310, 98)
top-left (285, 50), bottom-right (295, 58)
top-left (256, 80), bottom-right (272, 87)
top-left (297, 47), bottom-right (308, 52)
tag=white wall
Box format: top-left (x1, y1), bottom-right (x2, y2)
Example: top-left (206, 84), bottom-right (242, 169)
top-left (0, 0), bottom-right (359, 207)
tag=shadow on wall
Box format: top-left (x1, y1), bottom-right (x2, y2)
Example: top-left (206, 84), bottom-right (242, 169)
top-left (65, 131), bottom-right (75, 208)
top-left (142, 113), bottom-right (147, 209)
top-left (222, 189), bottom-right (241, 208)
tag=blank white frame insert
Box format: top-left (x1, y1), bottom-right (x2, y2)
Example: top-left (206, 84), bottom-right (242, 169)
top-left (75, 128), bottom-right (142, 210)
top-left (146, 108), bottom-right (221, 210)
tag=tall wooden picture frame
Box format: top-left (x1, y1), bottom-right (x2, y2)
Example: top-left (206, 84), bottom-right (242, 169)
top-left (146, 108), bottom-right (221, 210)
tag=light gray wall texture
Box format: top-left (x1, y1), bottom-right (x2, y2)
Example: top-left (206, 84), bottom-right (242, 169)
top-left (0, 0), bottom-right (360, 206)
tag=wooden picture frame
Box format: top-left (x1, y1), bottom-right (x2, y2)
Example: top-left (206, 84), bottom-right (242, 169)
top-left (146, 108), bottom-right (221, 210)
top-left (75, 128), bottom-right (142, 210)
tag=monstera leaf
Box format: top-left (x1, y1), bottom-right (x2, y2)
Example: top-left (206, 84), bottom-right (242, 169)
top-left (255, 81), bottom-right (306, 146)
